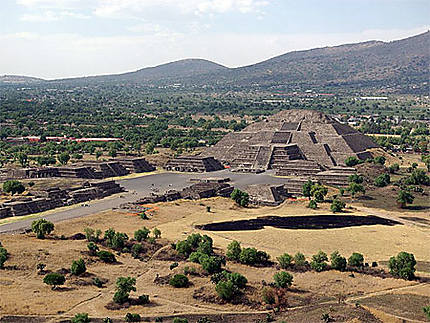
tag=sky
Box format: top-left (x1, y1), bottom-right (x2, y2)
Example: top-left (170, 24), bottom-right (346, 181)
top-left (1, 0), bottom-right (429, 79)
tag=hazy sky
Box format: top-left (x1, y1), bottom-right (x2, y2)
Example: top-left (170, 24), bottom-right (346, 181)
top-left (1, 0), bottom-right (429, 79)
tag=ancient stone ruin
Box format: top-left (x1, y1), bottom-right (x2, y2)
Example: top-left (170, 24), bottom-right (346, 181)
top-left (246, 184), bottom-right (289, 206)
top-left (164, 156), bottom-right (224, 172)
top-left (202, 109), bottom-right (378, 174)
top-left (0, 180), bottom-right (124, 219)
top-left (3, 157), bottom-right (155, 180)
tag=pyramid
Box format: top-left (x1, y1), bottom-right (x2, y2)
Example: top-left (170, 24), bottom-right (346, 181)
top-left (202, 109), bottom-right (378, 173)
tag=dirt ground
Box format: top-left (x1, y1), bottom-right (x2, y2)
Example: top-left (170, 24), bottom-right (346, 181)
top-left (0, 197), bottom-right (429, 322)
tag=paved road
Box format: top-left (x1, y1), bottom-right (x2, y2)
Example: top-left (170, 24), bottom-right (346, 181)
top-left (0, 170), bottom-right (288, 234)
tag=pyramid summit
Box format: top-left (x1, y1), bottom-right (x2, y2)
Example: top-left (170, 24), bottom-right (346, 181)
top-left (202, 109), bottom-right (378, 173)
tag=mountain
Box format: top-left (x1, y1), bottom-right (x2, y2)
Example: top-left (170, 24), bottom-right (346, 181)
top-left (3, 31), bottom-right (429, 93)
top-left (0, 75), bottom-right (45, 85)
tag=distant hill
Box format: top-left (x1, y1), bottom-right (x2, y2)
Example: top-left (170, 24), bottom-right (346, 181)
top-left (3, 31), bottom-right (429, 93)
top-left (0, 75), bottom-right (45, 85)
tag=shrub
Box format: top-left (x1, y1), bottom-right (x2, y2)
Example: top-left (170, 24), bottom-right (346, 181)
top-left (330, 251), bottom-right (347, 271)
top-left (152, 228), bottom-right (161, 239)
top-left (3, 180), bottom-right (25, 195)
top-left (347, 182), bottom-right (365, 197)
top-left (71, 258), bottom-right (86, 276)
top-left (114, 277), bottom-right (136, 304)
top-left (170, 262), bottom-right (179, 270)
top-left (97, 250), bottom-right (116, 263)
top-left (273, 271), bottom-right (293, 288)
top-left (261, 287), bottom-right (276, 304)
top-left (302, 180), bottom-right (313, 199)
top-left (109, 232), bottom-right (128, 249)
top-left (172, 319), bottom-right (188, 323)
top-left (374, 156), bottom-right (386, 165)
top-left (226, 240), bottom-right (241, 261)
top-left (294, 252), bottom-right (306, 267)
top-left (169, 274), bottom-right (189, 288)
top-left (133, 227), bottom-right (150, 242)
top-left (84, 228), bottom-right (101, 242)
top-left (374, 173), bottom-right (391, 187)
top-left (31, 219), bottom-right (54, 239)
top-left (406, 169), bottom-right (430, 185)
top-left (348, 253), bottom-right (364, 267)
top-left (183, 266), bottom-right (197, 275)
top-left (308, 200), bottom-right (317, 209)
top-left (124, 313), bottom-right (141, 322)
top-left (330, 199), bottom-right (346, 213)
top-left (388, 163), bottom-right (400, 174)
top-left (92, 277), bottom-right (104, 288)
top-left (311, 184), bottom-right (328, 203)
top-left (0, 247), bottom-right (8, 269)
top-left (423, 306), bottom-right (430, 319)
top-left (225, 272), bottom-right (247, 289)
top-left (349, 174), bottom-right (364, 184)
top-left (396, 190), bottom-right (415, 208)
top-left (231, 188), bottom-right (249, 207)
top-left (137, 294), bottom-right (150, 305)
top-left (87, 242), bottom-right (99, 256)
top-left (43, 272), bottom-right (65, 289)
top-left (197, 240), bottom-right (213, 255)
top-left (388, 252), bottom-right (416, 280)
top-left (215, 280), bottom-right (237, 301)
top-left (239, 247), bottom-right (258, 265)
top-left (345, 156), bottom-right (360, 167)
top-left (189, 251), bottom-right (205, 263)
top-left (71, 313), bottom-right (90, 323)
top-left (186, 233), bottom-right (203, 248)
top-left (131, 243), bottom-right (143, 258)
top-left (200, 256), bottom-right (223, 274)
top-left (310, 251), bottom-right (328, 272)
top-left (277, 253), bottom-right (293, 269)
top-left (175, 240), bottom-right (192, 257)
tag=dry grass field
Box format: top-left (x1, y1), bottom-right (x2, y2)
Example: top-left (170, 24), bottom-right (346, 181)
top-left (0, 196), bottom-right (429, 322)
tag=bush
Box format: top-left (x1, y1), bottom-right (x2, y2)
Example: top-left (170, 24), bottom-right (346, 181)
top-left (349, 174), bottom-right (364, 184)
top-left (388, 163), bottom-right (400, 174)
top-left (97, 250), bottom-right (116, 263)
top-left (423, 306), bottom-right (430, 319)
top-left (397, 190), bottom-right (415, 208)
top-left (330, 199), bottom-right (346, 213)
top-left (137, 294), bottom-right (150, 305)
top-left (114, 277), bottom-right (136, 304)
top-left (302, 180), bottom-right (313, 199)
top-left (294, 252), bottom-right (306, 267)
top-left (374, 156), bottom-right (386, 165)
top-left (184, 266), bottom-right (197, 275)
top-left (406, 169), bottom-right (430, 186)
top-left (239, 247), bottom-right (258, 265)
top-left (92, 277), bottom-right (104, 288)
top-left (31, 219), bottom-right (54, 239)
top-left (3, 180), bottom-right (25, 195)
top-left (345, 156), bottom-right (360, 167)
top-left (273, 271), bottom-right (293, 288)
top-left (231, 188), bottom-right (249, 207)
top-left (131, 243), bottom-right (143, 258)
top-left (348, 253), bottom-right (364, 267)
top-left (169, 274), bottom-right (189, 288)
top-left (124, 313), bottom-right (141, 322)
top-left (175, 240), bottom-right (192, 257)
top-left (172, 319), bottom-right (188, 323)
top-left (215, 280), bottom-right (237, 301)
top-left (71, 258), bottom-right (86, 276)
top-left (0, 247), bottom-right (8, 269)
top-left (197, 240), bottom-right (213, 256)
top-left (225, 272), bottom-right (247, 289)
top-left (152, 228), bottom-right (161, 239)
top-left (189, 251), bottom-right (205, 263)
top-left (310, 251), bottom-right (328, 272)
top-left (170, 262), bottom-right (179, 270)
top-left (84, 227), bottom-right (101, 242)
top-left (347, 182), bottom-right (366, 197)
top-left (261, 287), bottom-right (276, 304)
top-left (186, 233), bottom-right (203, 248)
top-left (307, 200), bottom-right (317, 209)
top-left (43, 272), bottom-right (65, 289)
top-left (200, 256), bottom-right (223, 274)
top-left (388, 252), bottom-right (416, 280)
top-left (330, 251), bottom-right (347, 271)
top-left (134, 227), bottom-right (150, 242)
top-left (277, 253), bottom-right (293, 269)
top-left (311, 184), bottom-right (328, 203)
top-left (226, 240), bottom-right (241, 261)
top-left (71, 313), bottom-right (90, 323)
top-left (374, 173), bottom-right (391, 187)
top-left (87, 242), bottom-right (99, 256)
top-left (109, 232), bottom-right (128, 249)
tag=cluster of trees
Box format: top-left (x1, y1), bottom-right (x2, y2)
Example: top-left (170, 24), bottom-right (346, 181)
top-left (226, 240), bottom-right (270, 266)
top-left (230, 189), bottom-right (250, 207)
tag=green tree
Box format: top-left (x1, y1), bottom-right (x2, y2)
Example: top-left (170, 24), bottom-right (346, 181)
top-left (43, 273), bottom-right (65, 289)
top-left (87, 242), bottom-right (99, 256)
top-left (3, 180), bottom-right (25, 195)
top-left (294, 252), bottom-right (306, 267)
top-left (374, 173), bottom-right (390, 187)
top-left (0, 246), bottom-right (8, 269)
top-left (374, 156), bottom-right (386, 165)
top-left (175, 240), bottom-right (192, 257)
top-left (423, 305), bottom-right (430, 319)
top-left (397, 190), bottom-right (415, 208)
top-left (273, 271), bottom-right (293, 288)
top-left (345, 156), bottom-right (360, 167)
top-left (311, 184), bottom-right (328, 202)
top-left (71, 258), bottom-right (86, 276)
top-left (230, 189), bottom-right (249, 207)
top-left (277, 253), bottom-right (293, 269)
top-left (215, 280), bottom-right (237, 301)
top-left (388, 252), bottom-right (416, 280)
top-left (226, 240), bottom-right (241, 261)
top-left (169, 274), bottom-right (189, 288)
top-left (347, 182), bottom-right (366, 197)
top-left (71, 313), bottom-right (90, 323)
top-left (113, 277), bottom-right (136, 304)
top-left (302, 180), bottom-right (313, 199)
top-left (348, 253), bottom-right (364, 267)
top-left (330, 199), bottom-right (346, 213)
top-left (308, 199), bottom-right (318, 209)
top-left (57, 152), bottom-right (70, 165)
top-left (16, 152), bottom-right (28, 167)
top-left (31, 219), bottom-right (54, 239)
top-left (310, 251), bottom-right (328, 272)
top-left (330, 251), bottom-right (347, 271)
top-left (134, 227), bottom-right (150, 242)
top-left (349, 174), bottom-right (364, 184)
top-left (97, 250), bottom-right (116, 263)
top-left (152, 228), bottom-right (161, 239)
